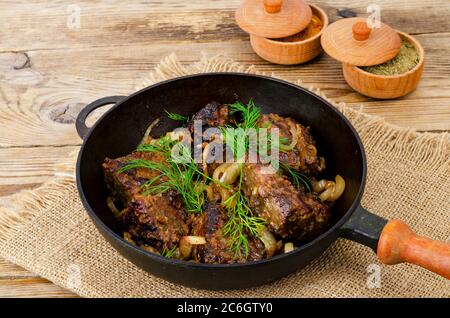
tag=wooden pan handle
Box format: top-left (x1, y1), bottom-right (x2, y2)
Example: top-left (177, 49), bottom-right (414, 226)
top-left (378, 220), bottom-right (450, 279)
top-left (264, 0), bottom-right (282, 13)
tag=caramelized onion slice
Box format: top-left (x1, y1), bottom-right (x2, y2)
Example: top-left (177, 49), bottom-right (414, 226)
top-left (258, 226), bottom-right (277, 257)
top-left (329, 175), bottom-right (345, 201)
top-left (179, 236), bottom-right (207, 260)
top-left (212, 163), bottom-right (230, 182)
top-left (140, 244), bottom-right (159, 254)
top-left (139, 118), bottom-right (160, 145)
top-left (221, 163), bottom-right (242, 185)
top-left (312, 179), bottom-right (328, 193)
top-left (106, 196), bottom-right (121, 217)
top-left (284, 242), bottom-right (294, 253)
top-left (279, 122), bottom-right (298, 151)
top-left (123, 232), bottom-right (136, 246)
top-left (317, 175), bottom-right (346, 202)
top-left (213, 162), bottom-right (242, 185)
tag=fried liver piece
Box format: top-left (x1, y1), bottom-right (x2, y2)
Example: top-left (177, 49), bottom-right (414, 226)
top-left (190, 202), bottom-right (266, 264)
top-left (242, 164), bottom-right (330, 241)
top-left (103, 151), bottom-right (166, 204)
top-left (118, 193), bottom-right (189, 251)
top-left (103, 151), bottom-right (188, 251)
top-left (187, 101), bottom-right (232, 132)
top-left (258, 113), bottom-right (322, 175)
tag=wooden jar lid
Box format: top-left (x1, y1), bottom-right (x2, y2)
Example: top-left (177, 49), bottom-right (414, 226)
top-left (236, 0), bottom-right (312, 39)
top-left (321, 17), bottom-right (401, 66)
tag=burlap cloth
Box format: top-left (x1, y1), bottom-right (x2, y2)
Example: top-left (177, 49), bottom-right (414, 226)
top-left (0, 54), bottom-right (449, 298)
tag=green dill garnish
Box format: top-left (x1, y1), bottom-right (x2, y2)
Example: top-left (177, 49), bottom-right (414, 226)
top-left (161, 246), bottom-right (177, 258)
top-left (229, 100), bottom-right (261, 129)
top-left (222, 100), bottom-right (262, 158)
top-left (222, 166), bottom-right (266, 256)
top-left (119, 136), bottom-right (226, 213)
top-left (220, 101), bottom-right (268, 256)
top-left (164, 109), bottom-right (189, 123)
top-left (280, 163), bottom-right (312, 192)
top-left (119, 137), bottom-right (207, 213)
top-left (220, 100), bottom-right (268, 256)
top-left (225, 101), bottom-right (291, 156)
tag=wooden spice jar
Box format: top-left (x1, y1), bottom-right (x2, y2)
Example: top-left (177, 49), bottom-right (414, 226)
top-left (236, 0), bottom-right (328, 65)
top-left (321, 18), bottom-right (425, 99)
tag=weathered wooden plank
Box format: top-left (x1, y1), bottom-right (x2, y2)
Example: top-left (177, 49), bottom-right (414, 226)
top-left (0, 277), bottom-right (77, 297)
top-left (0, 146), bottom-right (77, 188)
top-left (0, 183), bottom-right (42, 197)
top-left (0, 258), bottom-right (38, 278)
top-left (0, 259), bottom-right (77, 298)
top-left (0, 35), bottom-right (449, 150)
top-left (0, 1), bottom-right (449, 52)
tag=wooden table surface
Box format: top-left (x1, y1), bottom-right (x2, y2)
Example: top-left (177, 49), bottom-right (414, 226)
top-left (0, 0), bottom-right (449, 297)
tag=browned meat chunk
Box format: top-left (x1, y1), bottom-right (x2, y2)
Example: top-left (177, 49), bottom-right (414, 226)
top-left (242, 164), bottom-right (330, 240)
top-left (103, 151), bottom-right (165, 204)
top-left (187, 101), bottom-right (232, 132)
top-left (190, 202), bottom-right (265, 264)
top-left (103, 152), bottom-right (188, 251)
top-left (258, 114), bottom-right (322, 175)
top-left (118, 193), bottom-right (189, 251)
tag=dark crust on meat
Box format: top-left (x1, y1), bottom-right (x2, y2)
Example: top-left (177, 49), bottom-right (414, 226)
top-left (190, 202), bottom-right (266, 264)
top-left (118, 194), bottom-right (189, 251)
top-left (103, 151), bottom-right (188, 251)
top-left (243, 164), bottom-right (330, 240)
top-left (188, 101), bottom-right (232, 174)
top-left (103, 151), bottom-right (166, 204)
top-left (258, 114), bottom-right (322, 175)
top-left (187, 101), bottom-right (232, 132)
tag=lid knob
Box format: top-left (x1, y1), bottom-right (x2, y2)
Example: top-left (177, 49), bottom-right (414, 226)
top-left (264, 0), bottom-right (283, 13)
top-left (352, 21), bottom-right (371, 41)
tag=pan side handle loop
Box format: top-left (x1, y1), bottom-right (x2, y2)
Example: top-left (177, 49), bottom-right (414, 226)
top-left (76, 96), bottom-right (126, 140)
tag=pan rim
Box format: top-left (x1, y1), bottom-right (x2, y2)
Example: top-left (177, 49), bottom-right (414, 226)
top-left (76, 72), bottom-right (367, 269)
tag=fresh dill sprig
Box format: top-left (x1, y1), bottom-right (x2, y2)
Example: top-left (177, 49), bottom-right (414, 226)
top-left (161, 246), bottom-right (177, 258)
top-left (222, 166), bottom-right (266, 256)
top-left (229, 100), bottom-right (261, 129)
top-left (119, 138), bottom-right (205, 213)
top-left (119, 137), bottom-right (225, 213)
top-left (222, 100), bottom-right (262, 159)
top-left (280, 163), bottom-right (312, 192)
top-left (164, 109), bottom-right (189, 123)
top-left (221, 100), bottom-right (268, 257)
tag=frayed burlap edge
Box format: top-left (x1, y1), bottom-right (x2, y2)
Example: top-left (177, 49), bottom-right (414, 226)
top-left (0, 53), bottom-right (448, 297)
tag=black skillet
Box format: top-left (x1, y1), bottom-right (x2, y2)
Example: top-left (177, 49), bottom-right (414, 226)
top-left (75, 73), bottom-right (450, 289)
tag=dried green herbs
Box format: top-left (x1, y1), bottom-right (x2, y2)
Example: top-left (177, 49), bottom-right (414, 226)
top-left (360, 39), bottom-right (419, 76)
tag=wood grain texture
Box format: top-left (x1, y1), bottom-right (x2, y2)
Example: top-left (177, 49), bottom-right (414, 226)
top-left (0, 0), bottom-right (449, 297)
top-left (342, 32), bottom-right (425, 99)
top-left (249, 4), bottom-right (328, 65)
top-left (0, 146), bottom-right (78, 195)
top-left (378, 220), bottom-right (450, 279)
top-left (0, 277), bottom-right (77, 298)
top-left (236, 0), bottom-right (312, 38)
top-left (321, 17), bottom-right (401, 66)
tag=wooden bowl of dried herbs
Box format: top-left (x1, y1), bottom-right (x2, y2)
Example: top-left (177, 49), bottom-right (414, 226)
top-left (321, 18), bottom-right (424, 99)
top-left (342, 31), bottom-right (424, 99)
